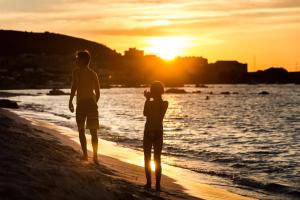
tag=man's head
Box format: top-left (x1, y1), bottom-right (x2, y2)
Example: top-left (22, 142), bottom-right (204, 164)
top-left (76, 50), bottom-right (91, 68)
top-left (150, 81), bottom-right (165, 98)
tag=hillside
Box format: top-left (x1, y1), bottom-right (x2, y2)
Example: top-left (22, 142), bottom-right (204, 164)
top-left (0, 30), bottom-right (124, 89)
top-left (0, 30), bottom-right (120, 58)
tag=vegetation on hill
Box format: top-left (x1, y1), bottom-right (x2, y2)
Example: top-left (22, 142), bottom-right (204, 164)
top-left (0, 30), bottom-right (120, 58)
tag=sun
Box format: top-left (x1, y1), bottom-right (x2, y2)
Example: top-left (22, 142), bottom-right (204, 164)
top-left (146, 37), bottom-right (191, 60)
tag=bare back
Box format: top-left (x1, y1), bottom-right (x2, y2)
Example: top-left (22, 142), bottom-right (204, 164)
top-left (144, 100), bottom-right (168, 131)
top-left (73, 68), bottom-right (100, 101)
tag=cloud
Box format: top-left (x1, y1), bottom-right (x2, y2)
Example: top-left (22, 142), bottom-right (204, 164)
top-left (0, 0), bottom-right (68, 12)
top-left (86, 27), bottom-right (169, 36)
top-left (1, 0), bottom-right (300, 41)
top-left (1, 0), bottom-right (300, 70)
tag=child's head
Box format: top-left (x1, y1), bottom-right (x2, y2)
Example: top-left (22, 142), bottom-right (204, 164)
top-left (76, 50), bottom-right (91, 68)
top-left (150, 81), bottom-right (164, 98)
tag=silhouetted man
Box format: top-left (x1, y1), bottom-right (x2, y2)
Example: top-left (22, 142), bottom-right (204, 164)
top-left (69, 50), bottom-right (100, 164)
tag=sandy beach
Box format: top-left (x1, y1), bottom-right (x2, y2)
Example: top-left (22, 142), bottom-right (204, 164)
top-left (0, 108), bottom-right (255, 200)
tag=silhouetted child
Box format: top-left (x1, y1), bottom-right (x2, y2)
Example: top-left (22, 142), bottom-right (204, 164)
top-left (69, 50), bottom-right (100, 164)
top-left (143, 81), bottom-right (168, 191)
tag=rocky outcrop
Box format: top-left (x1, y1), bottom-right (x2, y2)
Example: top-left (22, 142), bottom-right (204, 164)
top-left (47, 89), bottom-right (69, 95)
top-left (0, 99), bottom-right (19, 109)
top-left (165, 88), bottom-right (187, 94)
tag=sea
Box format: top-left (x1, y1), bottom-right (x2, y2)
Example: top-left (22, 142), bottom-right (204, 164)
top-left (1, 84), bottom-right (300, 200)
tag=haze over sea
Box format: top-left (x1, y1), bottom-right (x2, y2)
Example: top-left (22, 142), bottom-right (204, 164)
top-left (2, 84), bottom-right (300, 199)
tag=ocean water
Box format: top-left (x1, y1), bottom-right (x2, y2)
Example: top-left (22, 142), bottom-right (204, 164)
top-left (2, 85), bottom-right (300, 199)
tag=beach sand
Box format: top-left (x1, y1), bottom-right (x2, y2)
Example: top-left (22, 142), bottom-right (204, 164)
top-left (0, 108), bottom-right (256, 200)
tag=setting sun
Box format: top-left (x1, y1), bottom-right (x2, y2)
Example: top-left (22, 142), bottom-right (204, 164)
top-left (146, 37), bottom-right (191, 60)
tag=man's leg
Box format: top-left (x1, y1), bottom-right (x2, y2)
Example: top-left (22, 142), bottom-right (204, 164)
top-left (90, 129), bottom-right (98, 163)
top-left (76, 103), bottom-right (88, 160)
top-left (86, 99), bottom-right (99, 164)
top-left (79, 128), bottom-right (88, 160)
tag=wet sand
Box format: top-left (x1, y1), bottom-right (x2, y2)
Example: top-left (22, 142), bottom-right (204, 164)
top-left (0, 108), bottom-right (255, 200)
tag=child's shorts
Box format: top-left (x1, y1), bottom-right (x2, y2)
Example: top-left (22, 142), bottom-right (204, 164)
top-left (76, 98), bottom-right (99, 130)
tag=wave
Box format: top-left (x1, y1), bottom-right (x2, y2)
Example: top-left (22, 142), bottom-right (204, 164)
top-left (232, 177), bottom-right (300, 198)
top-left (178, 166), bottom-right (300, 199)
top-left (21, 103), bottom-right (46, 112)
top-left (99, 132), bottom-right (300, 198)
top-left (52, 113), bottom-right (71, 119)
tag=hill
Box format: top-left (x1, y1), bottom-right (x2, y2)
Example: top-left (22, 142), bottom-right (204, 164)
top-left (0, 30), bottom-right (120, 58)
top-left (0, 30), bottom-right (123, 89)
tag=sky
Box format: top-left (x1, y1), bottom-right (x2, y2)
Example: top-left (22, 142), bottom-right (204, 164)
top-left (1, 0), bottom-right (300, 71)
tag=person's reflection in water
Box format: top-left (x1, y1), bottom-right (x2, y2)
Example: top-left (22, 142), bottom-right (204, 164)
top-left (143, 81), bottom-right (168, 191)
top-left (69, 50), bottom-right (100, 164)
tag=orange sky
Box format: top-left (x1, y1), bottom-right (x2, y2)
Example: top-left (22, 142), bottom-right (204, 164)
top-left (1, 0), bottom-right (300, 71)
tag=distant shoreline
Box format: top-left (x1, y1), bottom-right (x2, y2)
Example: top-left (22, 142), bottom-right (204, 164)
top-left (0, 82), bottom-right (299, 91)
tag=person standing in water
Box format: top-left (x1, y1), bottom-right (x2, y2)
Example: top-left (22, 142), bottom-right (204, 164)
top-left (69, 50), bottom-right (100, 164)
top-left (143, 81), bottom-right (168, 191)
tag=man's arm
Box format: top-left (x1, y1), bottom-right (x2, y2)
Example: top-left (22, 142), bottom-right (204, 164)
top-left (94, 73), bottom-right (100, 102)
top-left (69, 70), bottom-right (78, 112)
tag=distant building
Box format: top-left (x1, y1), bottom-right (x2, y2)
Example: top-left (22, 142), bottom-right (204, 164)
top-left (124, 48), bottom-right (144, 58)
top-left (0, 68), bottom-right (8, 73)
top-left (176, 56), bottom-right (208, 68)
top-left (36, 68), bottom-right (44, 72)
top-left (199, 61), bottom-right (248, 83)
top-left (211, 61), bottom-right (247, 74)
top-left (24, 68), bottom-right (34, 72)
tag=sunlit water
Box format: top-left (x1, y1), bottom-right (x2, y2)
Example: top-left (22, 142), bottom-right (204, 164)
top-left (2, 85), bottom-right (300, 199)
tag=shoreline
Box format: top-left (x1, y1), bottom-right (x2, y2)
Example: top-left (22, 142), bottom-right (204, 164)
top-left (1, 108), bottom-right (174, 200)
top-left (3, 108), bottom-right (256, 200)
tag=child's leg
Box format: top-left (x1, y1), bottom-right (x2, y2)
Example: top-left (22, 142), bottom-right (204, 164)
top-left (90, 129), bottom-right (98, 163)
top-left (143, 133), bottom-right (152, 187)
top-left (154, 134), bottom-right (163, 191)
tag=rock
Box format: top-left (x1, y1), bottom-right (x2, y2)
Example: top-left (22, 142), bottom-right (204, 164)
top-left (220, 91), bottom-right (230, 95)
top-left (232, 92), bottom-right (239, 94)
top-left (0, 99), bottom-right (19, 109)
top-left (259, 91), bottom-right (270, 95)
top-left (195, 84), bottom-right (208, 88)
top-left (0, 92), bottom-right (36, 97)
top-left (47, 88), bottom-right (68, 95)
top-left (192, 90), bottom-right (201, 93)
top-left (100, 84), bottom-right (111, 89)
top-left (165, 88), bottom-right (187, 94)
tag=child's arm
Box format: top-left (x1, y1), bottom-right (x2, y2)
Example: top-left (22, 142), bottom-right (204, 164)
top-left (161, 101), bottom-right (169, 118)
top-left (143, 90), bottom-right (151, 116)
top-left (143, 100), bottom-right (150, 116)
